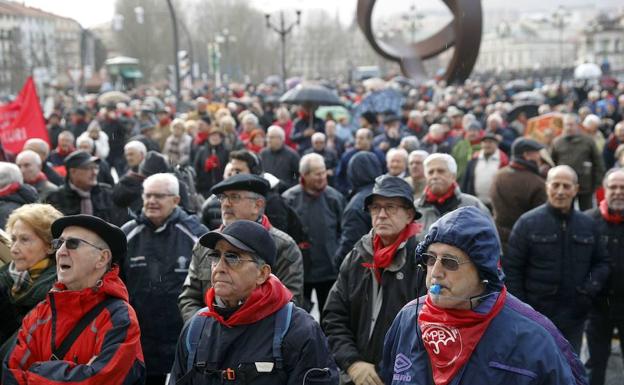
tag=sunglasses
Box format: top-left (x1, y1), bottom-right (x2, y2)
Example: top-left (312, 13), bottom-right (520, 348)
top-left (206, 251), bottom-right (258, 268)
top-left (51, 237), bottom-right (105, 251)
top-left (422, 252), bottom-right (471, 271)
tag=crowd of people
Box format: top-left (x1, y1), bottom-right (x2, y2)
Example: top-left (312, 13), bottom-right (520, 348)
top-left (0, 74), bottom-right (623, 385)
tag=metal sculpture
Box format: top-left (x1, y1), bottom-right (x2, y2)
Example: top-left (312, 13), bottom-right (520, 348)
top-left (356, 0), bottom-right (482, 83)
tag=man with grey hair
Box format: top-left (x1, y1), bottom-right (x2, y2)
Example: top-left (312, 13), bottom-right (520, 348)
top-left (124, 140), bottom-right (148, 174)
top-left (0, 162), bottom-right (37, 229)
top-left (260, 125), bottom-right (301, 192)
top-left (283, 153), bottom-right (345, 316)
top-left (506, 165), bottom-right (610, 354)
top-left (76, 136), bottom-right (115, 186)
top-left (305, 131), bottom-right (339, 186)
top-left (16, 149), bottom-right (58, 199)
top-left (22, 138), bottom-right (64, 185)
top-left (404, 149), bottom-right (428, 200)
top-left (386, 147), bottom-right (409, 177)
top-left (415, 153), bottom-right (489, 239)
top-left (551, 113), bottom-right (605, 210)
top-left (121, 172), bottom-right (208, 384)
top-left (49, 130), bottom-right (75, 166)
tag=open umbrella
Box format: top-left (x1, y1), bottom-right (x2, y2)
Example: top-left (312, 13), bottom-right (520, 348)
top-left (508, 102), bottom-right (539, 122)
top-left (512, 91), bottom-right (545, 104)
top-left (574, 63), bottom-right (602, 80)
top-left (97, 91), bottom-right (130, 106)
top-left (279, 84), bottom-right (342, 106)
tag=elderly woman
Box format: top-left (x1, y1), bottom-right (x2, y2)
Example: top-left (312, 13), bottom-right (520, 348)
top-left (0, 203), bottom-right (62, 359)
top-left (163, 118), bottom-right (193, 166)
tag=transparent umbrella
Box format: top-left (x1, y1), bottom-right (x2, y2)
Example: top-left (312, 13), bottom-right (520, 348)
top-left (574, 63), bottom-right (602, 80)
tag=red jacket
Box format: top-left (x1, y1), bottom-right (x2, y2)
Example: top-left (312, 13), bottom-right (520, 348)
top-left (2, 267), bottom-right (145, 385)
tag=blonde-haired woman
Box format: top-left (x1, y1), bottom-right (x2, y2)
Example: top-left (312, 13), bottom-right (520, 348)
top-left (0, 203), bottom-right (62, 359)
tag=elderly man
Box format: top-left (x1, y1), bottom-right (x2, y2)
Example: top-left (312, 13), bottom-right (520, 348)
top-left (603, 121), bottom-right (624, 169)
top-left (179, 173), bottom-right (304, 320)
top-left (121, 173), bottom-right (207, 385)
top-left (0, 163), bottom-right (38, 229)
top-left (76, 136), bottom-right (115, 187)
top-left (15, 150), bottom-right (57, 200)
top-left (336, 128), bottom-right (386, 196)
top-left (22, 138), bottom-right (64, 185)
top-left (260, 125), bottom-right (301, 192)
top-left (551, 113), bottom-right (605, 210)
top-left (124, 140), bottom-right (147, 174)
top-left (2, 214), bottom-right (145, 384)
top-left (490, 138), bottom-right (547, 254)
top-left (323, 175), bottom-right (424, 385)
top-left (171, 222), bottom-right (338, 385)
top-left (584, 168), bottom-right (624, 385)
top-left (416, 153), bottom-right (489, 239)
top-left (386, 148), bottom-right (408, 177)
top-left (49, 130), bottom-right (76, 167)
top-left (373, 112), bottom-right (404, 152)
top-left (380, 207), bottom-right (585, 385)
top-left (404, 150), bottom-right (428, 200)
top-left (45, 151), bottom-right (115, 222)
top-left (305, 132), bottom-right (339, 186)
top-left (505, 165), bottom-right (610, 353)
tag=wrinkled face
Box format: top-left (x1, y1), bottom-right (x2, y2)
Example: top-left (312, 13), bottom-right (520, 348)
top-left (69, 163), bottom-right (99, 190)
top-left (355, 130), bottom-right (372, 150)
top-left (311, 137), bottom-right (325, 151)
top-left (408, 155), bottom-right (425, 180)
top-left (58, 135), bottom-right (74, 151)
top-left (267, 132), bottom-right (283, 150)
top-left (546, 169), bottom-right (578, 212)
top-left (55, 226), bottom-right (110, 291)
top-left (387, 154), bottom-right (407, 177)
top-left (142, 179), bottom-right (180, 226)
top-left (481, 139), bottom-right (498, 156)
top-left (10, 220), bottom-right (51, 272)
top-left (303, 160), bottom-right (327, 192)
top-left (220, 189), bottom-right (262, 225)
top-left (17, 156), bottom-right (41, 181)
top-left (425, 159), bottom-right (456, 195)
top-left (370, 196), bottom-right (414, 243)
top-left (605, 171), bottom-right (624, 211)
top-left (210, 240), bottom-right (267, 306)
top-left (425, 242), bottom-right (484, 310)
top-left (125, 148), bottom-right (144, 168)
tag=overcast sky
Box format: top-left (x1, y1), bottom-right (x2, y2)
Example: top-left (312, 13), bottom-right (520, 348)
top-left (23, 0), bottom-right (623, 29)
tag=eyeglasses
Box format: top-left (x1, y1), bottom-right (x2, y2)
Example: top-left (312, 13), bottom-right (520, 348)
top-left (142, 193), bottom-right (176, 200)
top-left (422, 252), bottom-right (471, 271)
top-left (51, 237), bottom-right (105, 251)
top-left (367, 203), bottom-right (410, 216)
top-left (206, 251), bottom-right (258, 268)
top-left (216, 193), bottom-right (258, 204)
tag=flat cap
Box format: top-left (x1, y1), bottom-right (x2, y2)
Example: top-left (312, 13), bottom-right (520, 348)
top-left (511, 137), bottom-right (544, 157)
top-left (64, 150), bottom-right (100, 169)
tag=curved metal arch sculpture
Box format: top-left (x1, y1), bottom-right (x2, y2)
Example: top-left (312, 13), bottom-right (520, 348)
top-left (356, 0), bottom-right (482, 83)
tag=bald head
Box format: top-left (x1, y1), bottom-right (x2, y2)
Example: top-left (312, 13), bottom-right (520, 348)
top-left (546, 165), bottom-right (578, 184)
top-left (23, 138), bottom-right (50, 161)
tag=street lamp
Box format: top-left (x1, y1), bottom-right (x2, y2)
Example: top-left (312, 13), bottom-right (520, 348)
top-left (265, 10), bottom-right (301, 92)
top-left (551, 5), bottom-right (570, 70)
top-left (401, 4), bottom-right (424, 44)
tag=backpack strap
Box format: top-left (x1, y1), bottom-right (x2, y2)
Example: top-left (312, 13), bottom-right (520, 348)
top-left (185, 307), bottom-right (210, 373)
top-left (50, 297), bottom-right (119, 361)
top-left (272, 302), bottom-right (293, 369)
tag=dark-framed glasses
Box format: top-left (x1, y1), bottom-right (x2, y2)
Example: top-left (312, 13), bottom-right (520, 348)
top-left (52, 237), bottom-right (105, 251)
top-left (206, 251), bottom-right (258, 268)
top-left (422, 252), bottom-right (471, 271)
top-left (367, 203), bottom-right (410, 216)
top-left (216, 193), bottom-right (258, 204)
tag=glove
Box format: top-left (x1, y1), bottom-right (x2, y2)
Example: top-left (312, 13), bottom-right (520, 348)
top-left (347, 361), bottom-right (384, 385)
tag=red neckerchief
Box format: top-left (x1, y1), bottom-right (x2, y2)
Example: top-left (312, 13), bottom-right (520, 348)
top-left (25, 171), bottom-right (48, 185)
top-left (260, 215), bottom-right (272, 230)
top-left (201, 275), bottom-right (292, 327)
top-left (425, 182), bottom-right (457, 205)
top-left (297, 110), bottom-right (309, 120)
top-left (55, 145), bottom-right (75, 157)
top-left (418, 287), bottom-right (507, 385)
top-left (424, 134), bottom-right (445, 145)
top-left (246, 142), bottom-right (264, 154)
top-left (159, 116), bottom-right (171, 126)
top-left (204, 153), bottom-right (220, 172)
top-left (194, 132), bottom-right (210, 146)
top-left (362, 222), bottom-right (421, 283)
top-left (0, 182), bottom-right (21, 197)
top-left (408, 121), bottom-right (423, 134)
top-left (600, 199), bottom-right (624, 224)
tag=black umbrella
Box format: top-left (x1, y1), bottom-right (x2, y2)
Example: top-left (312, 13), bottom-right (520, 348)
top-left (279, 84), bottom-right (342, 106)
top-left (508, 103), bottom-right (539, 122)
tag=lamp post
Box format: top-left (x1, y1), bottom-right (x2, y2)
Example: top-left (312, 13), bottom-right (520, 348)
top-left (551, 5), bottom-right (570, 71)
top-left (265, 10), bottom-right (301, 92)
top-left (165, 0), bottom-right (181, 111)
top-left (215, 28), bottom-right (237, 82)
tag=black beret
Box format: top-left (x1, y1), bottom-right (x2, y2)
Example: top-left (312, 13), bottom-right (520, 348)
top-left (139, 151), bottom-right (170, 176)
top-left (210, 173), bottom-right (270, 197)
top-left (64, 150), bottom-right (100, 169)
top-left (199, 220), bottom-right (276, 267)
top-left (364, 175), bottom-right (422, 219)
top-left (511, 138), bottom-right (544, 157)
top-left (51, 215), bottom-right (127, 263)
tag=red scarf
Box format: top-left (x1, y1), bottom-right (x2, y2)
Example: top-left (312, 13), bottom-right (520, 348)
top-left (246, 142), bottom-right (264, 154)
top-left (362, 222), bottom-right (421, 283)
top-left (201, 275), bottom-right (293, 327)
top-left (600, 199), bottom-right (624, 224)
top-left (25, 172), bottom-right (47, 185)
top-left (260, 215), bottom-right (272, 230)
top-left (194, 132), bottom-right (210, 146)
top-left (204, 154), bottom-right (220, 172)
top-left (0, 182), bottom-right (21, 197)
top-left (418, 287), bottom-right (507, 385)
top-left (55, 145), bottom-right (75, 157)
top-left (425, 182), bottom-right (457, 205)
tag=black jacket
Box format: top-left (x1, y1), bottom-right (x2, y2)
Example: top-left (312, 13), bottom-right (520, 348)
top-left (45, 182), bottom-right (117, 223)
top-left (193, 142), bottom-right (229, 197)
top-left (586, 208), bottom-right (624, 321)
top-left (0, 185), bottom-right (38, 229)
top-left (322, 232), bottom-right (425, 372)
top-left (505, 204), bottom-right (611, 329)
top-left (260, 147), bottom-right (301, 193)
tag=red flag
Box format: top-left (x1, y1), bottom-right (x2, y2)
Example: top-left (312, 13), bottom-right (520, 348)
top-left (0, 77), bottom-right (49, 153)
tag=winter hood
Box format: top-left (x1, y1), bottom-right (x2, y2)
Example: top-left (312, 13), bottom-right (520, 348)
top-left (347, 151), bottom-right (383, 192)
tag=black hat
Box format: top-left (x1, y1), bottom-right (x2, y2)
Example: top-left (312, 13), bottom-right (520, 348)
top-left (511, 138), bottom-right (544, 157)
top-left (210, 173), bottom-right (270, 197)
top-left (481, 133), bottom-right (499, 142)
top-left (364, 175), bottom-right (422, 219)
top-left (199, 220), bottom-right (276, 266)
top-left (360, 111), bottom-right (377, 125)
top-left (381, 111), bottom-right (401, 124)
top-left (64, 150), bottom-right (100, 169)
top-left (51, 215), bottom-right (127, 263)
top-left (139, 151), bottom-right (170, 176)
top-left (73, 107), bottom-right (86, 116)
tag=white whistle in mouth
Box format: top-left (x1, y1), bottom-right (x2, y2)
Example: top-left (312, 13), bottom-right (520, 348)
top-left (429, 284), bottom-right (441, 299)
